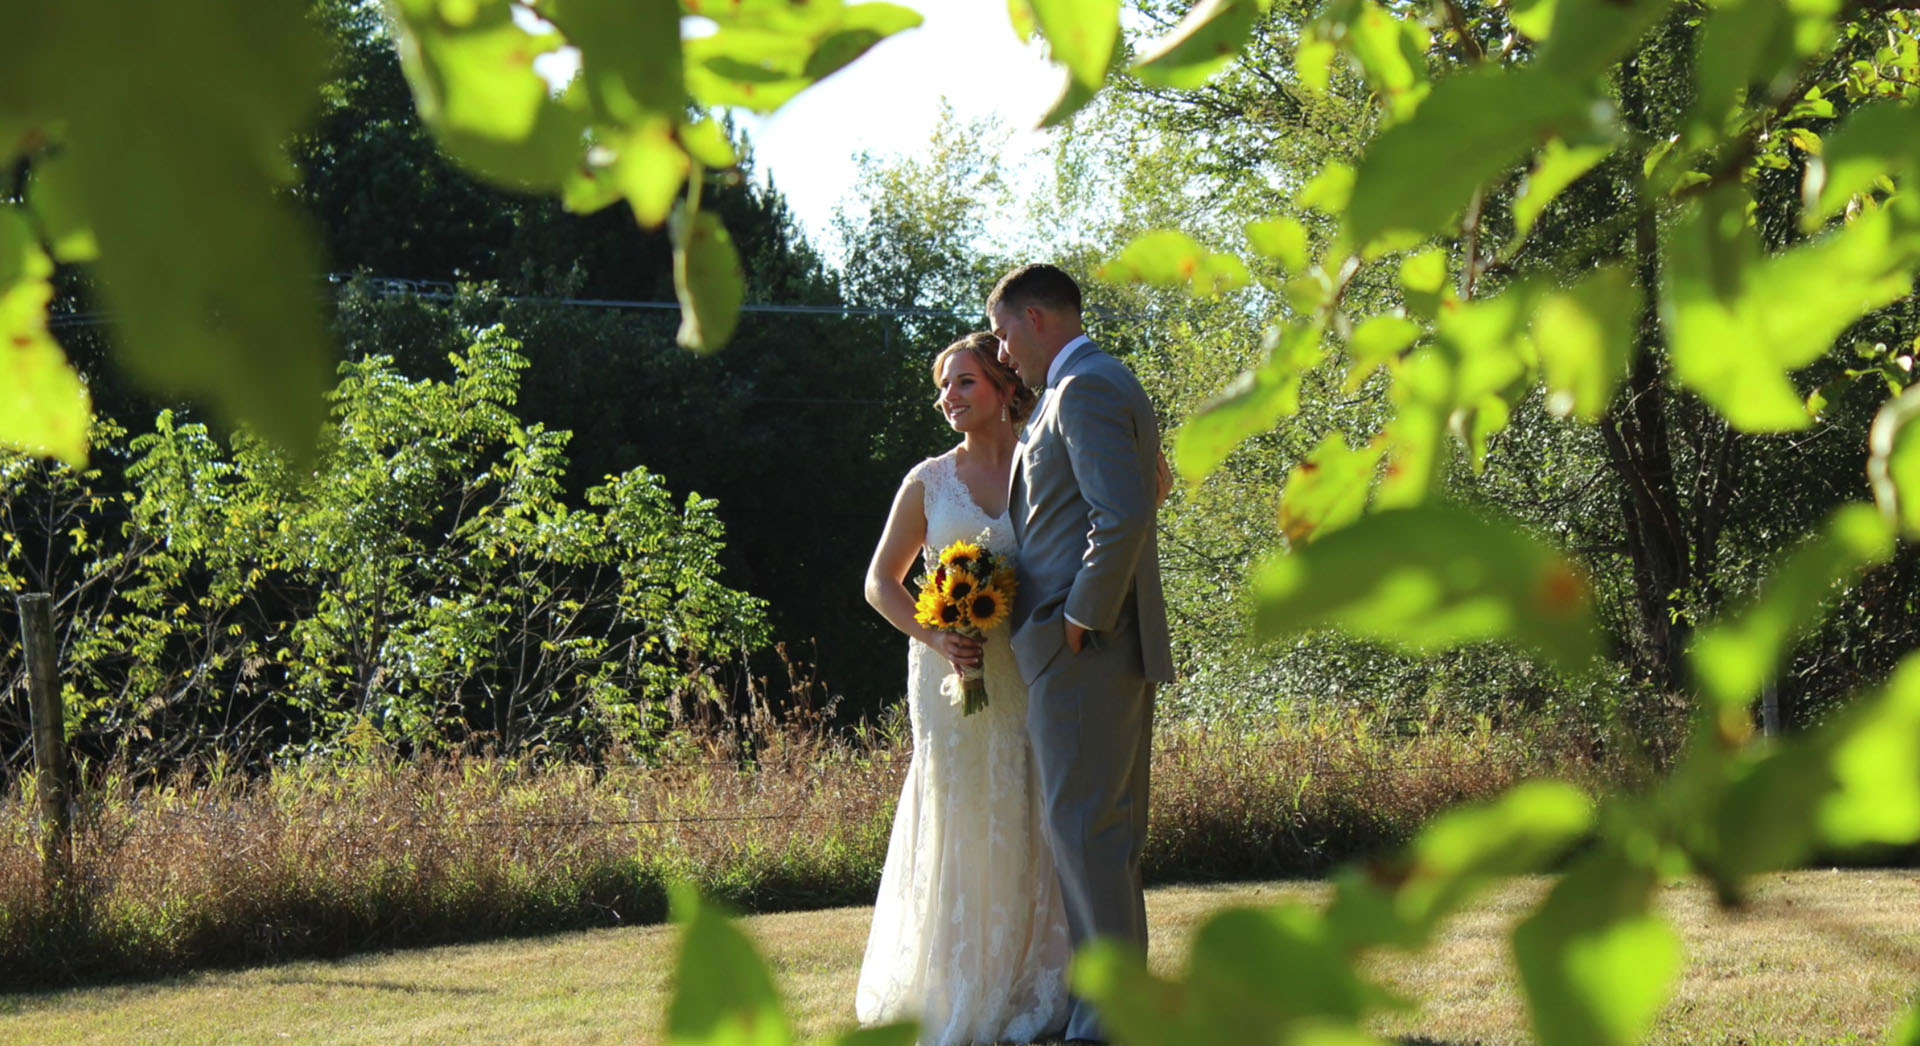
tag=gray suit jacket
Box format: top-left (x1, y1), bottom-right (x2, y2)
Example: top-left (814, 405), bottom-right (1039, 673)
top-left (1007, 341), bottom-right (1175, 686)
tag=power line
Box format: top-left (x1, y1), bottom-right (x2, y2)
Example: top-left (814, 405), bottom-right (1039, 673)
top-left (44, 275), bottom-right (979, 330)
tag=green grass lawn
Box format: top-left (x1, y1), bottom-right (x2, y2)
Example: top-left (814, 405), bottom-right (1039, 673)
top-left (2, 871), bottom-right (1914, 1045)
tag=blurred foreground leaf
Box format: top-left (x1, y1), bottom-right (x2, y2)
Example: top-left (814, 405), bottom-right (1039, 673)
top-left (26, 0), bottom-right (334, 459)
top-left (0, 210), bottom-right (90, 466)
top-left (1133, 0), bottom-right (1272, 89)
top-left (673, 205), bottom-right (746, 353)
top-left (1252, 505), bottom-right (1600, 674)
top-left (1328, 781), bottom-right (1594, 951)
top-left (668, 887), bottom-right (791, 1046)
top-left (1175, 323), bottom-right (1324, 485)
top-left (1097, 230), bottom-right (1251, 296)
top-left (1689, 503), bottom-right (1896, 713)
top-left (1513, 851), bottom-right (1679, 1046)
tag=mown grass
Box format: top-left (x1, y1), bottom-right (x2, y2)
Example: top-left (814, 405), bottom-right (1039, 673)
top-left (1, 704), bottom-right (1612, 990)
top-left (1, 872), bottom-right (1912, 1044)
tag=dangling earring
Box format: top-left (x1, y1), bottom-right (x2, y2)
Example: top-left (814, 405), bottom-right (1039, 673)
top-left (1001, 404), bottom-right (1010, 422)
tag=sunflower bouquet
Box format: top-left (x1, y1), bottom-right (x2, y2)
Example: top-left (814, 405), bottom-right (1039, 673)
top-left (913, 533), bottom-right (1017, 715)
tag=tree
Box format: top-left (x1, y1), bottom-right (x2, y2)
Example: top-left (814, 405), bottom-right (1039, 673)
top-left (2, 324), bottom-right (768, 769)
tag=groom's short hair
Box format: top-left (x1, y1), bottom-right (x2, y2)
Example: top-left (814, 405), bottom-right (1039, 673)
top-left (988, 264), bottom-right (1082, 319)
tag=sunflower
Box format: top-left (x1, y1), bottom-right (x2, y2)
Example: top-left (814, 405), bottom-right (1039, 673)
top-left (934, 598), bottom-right (965, 628)
top-left (939, 540), bottom-right (984, 572)
top-left (967, 585), bottom-right (1012, 631)
top-left (989, 566), bottom-right (1018, 601)
top-left (943, 572), bottom-right (977, 603)
top-left (913, 584), bottom-right (950, 630)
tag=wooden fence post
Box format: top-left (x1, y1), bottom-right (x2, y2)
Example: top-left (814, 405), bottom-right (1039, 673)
top-left (15, 593), bottom-right (72, 879)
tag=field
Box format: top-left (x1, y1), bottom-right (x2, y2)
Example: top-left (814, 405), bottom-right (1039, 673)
top-left (3, 871), bottom-right (1914, 1045)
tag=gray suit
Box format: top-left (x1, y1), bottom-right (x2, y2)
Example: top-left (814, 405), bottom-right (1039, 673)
top-left (1007, 340), bottom-right (1173, 1043)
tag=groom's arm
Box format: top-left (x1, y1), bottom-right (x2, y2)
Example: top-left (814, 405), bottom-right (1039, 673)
top-left (1056, 371), bottom-right (1156, 635)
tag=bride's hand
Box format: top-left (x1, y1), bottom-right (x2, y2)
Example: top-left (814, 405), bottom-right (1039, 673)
top-left (932, 631), bottom-right (983, 673)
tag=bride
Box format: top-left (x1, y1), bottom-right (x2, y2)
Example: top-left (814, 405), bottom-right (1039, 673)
top-left (854, 331), bottom-right (1072, 1044)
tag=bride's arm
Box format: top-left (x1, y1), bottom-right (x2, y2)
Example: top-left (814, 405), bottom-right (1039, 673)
top-left (865, 477), bottom-right (982, 673)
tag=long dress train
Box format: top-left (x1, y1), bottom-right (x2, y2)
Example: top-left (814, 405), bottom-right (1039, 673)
top-left (855, 450), bottom-right (1072, 1045)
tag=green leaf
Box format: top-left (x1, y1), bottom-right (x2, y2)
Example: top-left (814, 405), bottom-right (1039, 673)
top-left (1246, 217), bottom-right (1310, 272)
top-left (666, 886), bottom-right (791, 1046)
top-left (685, 4), bottom-right (924, 113)
top-left (1689, 0), bottom-right (1833, 147)
top-left (25, 155), bottom-right (98, 263)
top-left (1376, 349), bottom-right (1451, 508)
top-left (1328, 780), bottom-right (1594, 951)
top-left (1513, 851), bottom-right (1679, 1046)
top-left (1133, 0), bottom-right (1270, 90)
top-left (1039, 31), bottom-right (1124, 127)
top-left (1509, 0), bottom-right (1558, 40)
top-left (1458, 393), bottom-right (1510, 474)
top-left (613, 116), bottom-right (693, 229)
top-left (680, 116), bottom-right (741, 171)
top-left (47, 0), bottom-right (335, 458)
top-left (1182, 905), bottom-right (1383, 1024)
top-left (1533, 0), bottom-right (1671, 81)
top-left (1870, 383), bottom-right (1920, 537)
top-left (672, 205), bottom-right (746, 353)
top-left (1693, 735), bottom-right (1836, 899)
top-left (1278, 434), bottom-right (1385, 544)
top-left (388, 0), bottom-right (588, 189)
top-left (1030, 0), bottom-right (1121, 90)
top-left (1008, 0), bottom-right (1038, 42)
top-left (1533, 265), bottom-right (1637, 421)
top-left (546, 0), bottom-right (682, 122)
top-left (1345, 313), bottom-right (1421, 388)
top-left (1690, 503), bottom-right (1895, 713)
top-left (1514, 140), bottom-right (1614, 241)
top-left (1174, 323), bottom-right (1324, 485)
top-left (0, 209), bottom-right (91, 466)
top-left (1811, 102), bottom-right (1920, 224)
top-left (823, 1024), bottom-right (919, 1046)
top-left (1664, 194), bottom-right (1916, 432)
top-left (1077, 906), bottom-right (1393, 1044)
top-left (1071, 942), bottom-right (1189, 1044)
top-left (1296, 25), bottom-right (1338, 94)
top-left (1096, 230), bottom-right (1251, 295)
top-left (806, 4), bottom-right (929, 81)
top-left (1890, 999), bottom-right (1920, 1046)
top-left (1695, 646), bottom-right (1920, 898)
top-left (1819, 651), bottom-right (1920, 850)
top-left (1348, 67), bottom-right (1593, 246)
top-left (1251, 505), bottom-right (1600, 673)
top-left (1347, 1), bottom-right (1431, 122)
top-left (1398, 248), bottom-right (1448, 317)
top-left (1296, 162), bottom-right (1355, 215)
top-left (1435, 286), bottom-right (1533, 407)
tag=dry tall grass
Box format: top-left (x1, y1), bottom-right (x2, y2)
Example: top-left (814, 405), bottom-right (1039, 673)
top-left (0, 704), bottom-right (1602, 990)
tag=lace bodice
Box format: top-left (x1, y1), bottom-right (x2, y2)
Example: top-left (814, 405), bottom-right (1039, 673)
top-left (910, 450), bottom-right (1014, 577)
top-left (855, 448), bottom-right (1070, 1045)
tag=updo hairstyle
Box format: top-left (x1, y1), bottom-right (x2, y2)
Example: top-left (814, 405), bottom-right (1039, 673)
top-left (931, 332), bottom-right (1039, 425)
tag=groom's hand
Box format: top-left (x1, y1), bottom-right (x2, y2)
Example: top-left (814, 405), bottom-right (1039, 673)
top-left (1065, 620), bottom-right (1088, 655)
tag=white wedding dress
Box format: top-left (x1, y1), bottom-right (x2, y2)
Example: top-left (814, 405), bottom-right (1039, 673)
top-left (855, 450), bottom-right (1072, 1046)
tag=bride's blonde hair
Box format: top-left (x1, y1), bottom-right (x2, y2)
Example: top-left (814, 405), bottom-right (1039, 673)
top-left (932, 332), bottom-right (1039, 425)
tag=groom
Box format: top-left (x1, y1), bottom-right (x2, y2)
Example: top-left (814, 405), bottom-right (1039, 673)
top-left (993, 264), bottom-right (1173, 1045)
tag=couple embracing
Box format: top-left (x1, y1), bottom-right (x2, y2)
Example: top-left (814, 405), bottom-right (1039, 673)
top-left (856, 264), bottom-right (1174, 1046)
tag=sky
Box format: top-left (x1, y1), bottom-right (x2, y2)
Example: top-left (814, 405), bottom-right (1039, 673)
top-left (733, 0), bottom-right (1067, 252)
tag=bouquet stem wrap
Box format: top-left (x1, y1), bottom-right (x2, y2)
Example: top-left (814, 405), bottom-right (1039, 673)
top-left (939, 626), bottom-right (990, 715)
